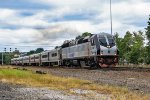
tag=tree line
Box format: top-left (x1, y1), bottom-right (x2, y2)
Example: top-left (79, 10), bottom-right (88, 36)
top-left (115, 15), bottom-right (150, 64)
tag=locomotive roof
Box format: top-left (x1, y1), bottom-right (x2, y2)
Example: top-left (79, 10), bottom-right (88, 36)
top-left (98, 32), bottom-right (113, 36)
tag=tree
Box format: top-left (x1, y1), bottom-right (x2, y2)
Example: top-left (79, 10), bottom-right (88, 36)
top-left (121, 31), bottom-right (133, 63)
top-left (114, 33), bottom-right (123, 59)
top-left (128, 31), bottom-right (145, 64)
top-left (146, 15), bottom-right (150, 44)
top-left (75, 32), bottom-right (92, 40)
top-left (0, 53), bottom-right (14, 65)
top-left (75, 35), bottom-right (82, 40)
top-left (13, 50), bottom-right (20, 54)
top-left (55, 46), bottom-right (60, 49)
top-left (4, 53), bottom-right (14, 64)
top-left (26, 48), bottom-right (44, 56)
top-left (145, 15), bottom-right (150, 64)
top-left (27, 50), bottom-right (35, 55)
top-left (82, 32), bottom-right (92, 37)
top-left (114, 31), bottom-right (145, 64)
top-left (35, 48), bottom-right (44, 53)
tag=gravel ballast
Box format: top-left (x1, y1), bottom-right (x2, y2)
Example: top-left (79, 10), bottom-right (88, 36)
top-left (25, 66), bottom-right (150, 94)
top-left (0, 82), bottom-right (110, 100)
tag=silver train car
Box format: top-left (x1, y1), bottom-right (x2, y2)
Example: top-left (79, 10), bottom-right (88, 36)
top-left (11, 33), bottom-right (118, 68)
top-left (11, 49), bottom-right (60, 66)
top-left (61, 33), bottom-right (118, 68)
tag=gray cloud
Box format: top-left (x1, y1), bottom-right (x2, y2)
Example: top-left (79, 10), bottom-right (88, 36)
top-left (0, 0), bottom-right (150, 52)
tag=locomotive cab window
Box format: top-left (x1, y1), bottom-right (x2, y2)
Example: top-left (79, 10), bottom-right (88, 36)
top-left (99, 36), bottom-right (107, 47)
top-left (107, 36), bottom-right (115, 47)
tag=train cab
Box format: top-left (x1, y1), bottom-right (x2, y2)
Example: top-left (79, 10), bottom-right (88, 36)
top-left (90, 33), bottom-right (118, 67)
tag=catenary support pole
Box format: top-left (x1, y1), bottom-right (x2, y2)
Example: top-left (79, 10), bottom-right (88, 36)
top-left (110, 0), bottom-right (113, 35)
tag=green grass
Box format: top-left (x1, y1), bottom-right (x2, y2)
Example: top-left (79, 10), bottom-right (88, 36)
top-left (0, 66), bottom-right (149, 100)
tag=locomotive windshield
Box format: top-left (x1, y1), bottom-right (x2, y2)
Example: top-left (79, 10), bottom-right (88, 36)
top-left (99, 35), bottom-right (107, 47)
top-left (107, 36), bottom-right (115, 47)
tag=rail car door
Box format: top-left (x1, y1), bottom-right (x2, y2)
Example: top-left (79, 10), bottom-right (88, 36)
top-left (90, 38), bottom-right (97, 56)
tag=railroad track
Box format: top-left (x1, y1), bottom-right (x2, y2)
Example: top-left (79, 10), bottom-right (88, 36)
top-left (11, 65), bottom-right (150, 72)
top-left (20, 65), bottom-right (150, 72)
top-left (97, 67), bottom-right (150, 72)
top-left (55, 66), bottom-right (150, 72)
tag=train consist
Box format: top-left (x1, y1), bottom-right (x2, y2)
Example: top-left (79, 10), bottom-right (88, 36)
top-left (11, 33), bottom-right (119, 68)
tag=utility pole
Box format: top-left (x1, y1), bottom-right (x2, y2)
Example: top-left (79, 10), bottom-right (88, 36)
top-left (2, 52), bottom-right (3, 65)
top-left (1, 48), bottom-right (6, 65)
top-left (110, 0), bottom-right (113, 35)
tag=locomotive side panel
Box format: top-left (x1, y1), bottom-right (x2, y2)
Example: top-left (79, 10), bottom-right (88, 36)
top-left (77, 42), bottom-right (90, 58)
top-left (62, 48), bottom-right (68, 60)
top-left (62, 42), bottom-right (90, 60)
top-left (67, 45), bottom-right (79, 59)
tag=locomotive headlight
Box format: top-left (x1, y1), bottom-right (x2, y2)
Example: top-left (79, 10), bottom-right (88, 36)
top-left (114, 50), bottom-right (117, 55)
top-left (100, 51), bottom-right (103, 55)
top-left (107, 46), bottom-right (110, 48)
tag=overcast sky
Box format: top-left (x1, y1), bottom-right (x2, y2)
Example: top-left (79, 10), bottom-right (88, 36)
top-left (0, 0), bottom-right (149, 52)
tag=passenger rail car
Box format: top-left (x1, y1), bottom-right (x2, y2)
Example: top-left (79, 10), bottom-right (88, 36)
top-left (11, 33), bottom-right (118, 68)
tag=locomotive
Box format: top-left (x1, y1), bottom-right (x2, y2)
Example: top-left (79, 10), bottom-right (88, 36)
top-left (11, 33), bottom-right (118, 68)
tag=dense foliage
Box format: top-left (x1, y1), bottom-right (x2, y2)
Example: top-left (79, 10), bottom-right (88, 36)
top-left (115, 31), bottom-right (146, 64)
top-left (26, 48), bottom-right (44, 55)
top-left (145, 15), bottom-right (150, 64)
top-left (115, 15), bottom-right (150, 64)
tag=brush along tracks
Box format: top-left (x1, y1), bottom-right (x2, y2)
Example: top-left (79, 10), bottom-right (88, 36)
top-left (98, 67), bottom-right (150, 72)
top-left (53, 66), bottom-right (150, 72)
top-left (18, 65), bottom-right (150, 94)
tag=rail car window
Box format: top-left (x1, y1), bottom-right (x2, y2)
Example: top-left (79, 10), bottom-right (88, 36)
top-left (31, 57), bottom-right (34, 60)
top-left (107, 36), bottom-right (115, 47)
top-left (35, 56), bottom-right (39, 59)
top-left (24, 58), bottom-right (29, 60)
top-left (52, 53), bottom-right (57, 57)
top-left (99, 36), bottom-right (107, 47)
top-left (42, 55), bottom-right (48, 58)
